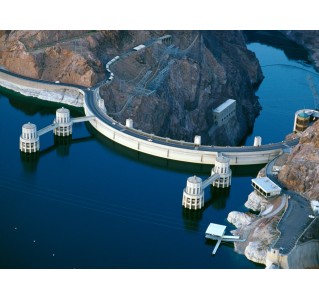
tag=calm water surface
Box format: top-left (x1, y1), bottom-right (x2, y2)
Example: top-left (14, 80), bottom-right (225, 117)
top-left (0, 37), bottom-right (318, 268)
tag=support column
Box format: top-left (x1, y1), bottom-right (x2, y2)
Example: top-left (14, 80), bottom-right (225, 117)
top-left (194, 135), bottom-right (201, 146)
top-left (54, 107), bottom-right (72, 137)
top-left (253, 136), bottom-right (262, 147)
top-left (212, 154), bottom-right (232, 188)
top-left (19, 122), bottom-right (40, 153)
top-left (126, 118), bottom-right (133, 128)
top-left (182, 176), bottom-right (204, 210)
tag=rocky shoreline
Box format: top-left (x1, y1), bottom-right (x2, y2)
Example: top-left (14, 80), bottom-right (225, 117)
top-left (227, 120), bottom-right (319, 268)
top-left (0, 69), bottom-right (84, 107)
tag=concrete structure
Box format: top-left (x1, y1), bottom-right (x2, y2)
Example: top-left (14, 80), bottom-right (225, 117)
top-left (125, 118), bottom-right (134, 128)
top-left (205, 223), bottom-right (241, 255)
top-left (194, 135), bottom-right (201, 146)
top-left (182, 154), bottom-right (232, 209)
top-left (182, 176), bottom-right (204, 210)
top-left (54, 107), bottom-right (72, 136)
top-left (19, 122), bottom-right (40, 153)
top-left (213, 99), bottom-right (236, 126)
top-left (212, 155), bottom-right (231, 188)
top-left (253, 136), bottom-right (262, 147)
top-left (293, 109), bottom-right (319, 132)
top-left (294, 111), bottom-right (310, 132)
top-left (133, 44), bottom-right (146, 51)
top-left (19, 108), bottom-right (95, 153)
top-left (251, 177), bottom-right (281, 198)
top-left (157, 35), bottom-right (172, 45)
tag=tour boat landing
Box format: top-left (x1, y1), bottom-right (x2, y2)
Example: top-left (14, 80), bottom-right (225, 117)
top-left (205, 223), bottom-right (244, 255)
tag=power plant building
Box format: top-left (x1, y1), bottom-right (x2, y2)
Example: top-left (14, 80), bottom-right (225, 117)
top-left (213, 99), bottom-right (236, 126)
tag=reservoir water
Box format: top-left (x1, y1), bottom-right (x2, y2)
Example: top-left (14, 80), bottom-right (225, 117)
top-left (1, 33), bottom-right (318, 268)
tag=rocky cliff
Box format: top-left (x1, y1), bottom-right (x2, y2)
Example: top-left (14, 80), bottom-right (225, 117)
top-left (280, 30), bottom-right (319, 72)
top-left (101, 30), bottom-right (263, 145)
top-left (0, 30), bottom-right (263, 145)
top-left (278, 120), bottom-right (319, 200)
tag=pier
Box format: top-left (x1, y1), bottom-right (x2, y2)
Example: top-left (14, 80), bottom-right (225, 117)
top-left (205, 223), bottom-right (243, 255)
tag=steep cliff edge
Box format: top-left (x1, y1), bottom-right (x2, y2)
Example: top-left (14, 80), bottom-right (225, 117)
top-left (0, 30), bottom-right (263, 145)
top-left (101, 30), bottom-right (263, 145)
top-left (280, 30), bottom-right (319, 72)
top-left (278, 120), bottom-right (319, 200)
top-left (228, 120), bottom-right (319, 267)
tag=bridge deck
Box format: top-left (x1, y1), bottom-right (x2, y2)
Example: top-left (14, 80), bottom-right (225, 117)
top-left (72, 116), bottom-right (96, 123)
top-left (38, 124), bottom-right (58, 136)
top-left (202, 173), bottom-right (220, 189)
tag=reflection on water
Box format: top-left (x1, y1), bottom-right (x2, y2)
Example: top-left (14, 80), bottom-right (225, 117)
top-left (209, 187), bottom-right (230, 210)
top-left (54, 135), bottom-right (72, 157)
top-left (20, 152), bottom-right (40, 173)
top-left (182, 207), bottom-right (203, 231)
top-left (244, 30), bottom-right (311, 64)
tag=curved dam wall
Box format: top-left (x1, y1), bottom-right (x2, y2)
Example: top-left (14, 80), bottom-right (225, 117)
top-left (0, 70), bottom-right (84, 107)
top-left (84, 102), bottom-right (283, 166)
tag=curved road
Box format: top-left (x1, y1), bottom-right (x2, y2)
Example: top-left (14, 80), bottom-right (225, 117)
top-left (265, 156), bottom-right (314, 255)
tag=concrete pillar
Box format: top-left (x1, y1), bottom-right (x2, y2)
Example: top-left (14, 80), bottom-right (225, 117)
top-left (20, 122), bottom-right (40, 153)
top-left (54, 107), bottom-right (72, 137)
top-left (253, 136), bottom-right (262, 147)
top-left (194, 135), bottom-right (201, 146)
top-left (182, 176), bottom-right (204, 210)
top-left (126, 118), bottom-right (133, 128)
top-left (212, 154), bottom-right (232, 188)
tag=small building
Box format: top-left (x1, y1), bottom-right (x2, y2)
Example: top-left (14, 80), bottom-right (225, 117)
top-left (157, 35), bottom-right (172, 45)
top-left (251, 177), bottom-right (281, 198)
top-left (294, 111), bottom-right (310, 132)
top-left (213, 99), bottom-right (236, 126)
top-left (133, 44), bottom-right (146, 51)
top-left (205, 223), bottom-right (226, 238)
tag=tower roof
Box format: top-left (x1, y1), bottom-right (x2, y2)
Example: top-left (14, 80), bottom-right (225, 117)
top-left (298, 112), bottom-right (309, 119)
top-left (188, 175), bottom-right (202, 184)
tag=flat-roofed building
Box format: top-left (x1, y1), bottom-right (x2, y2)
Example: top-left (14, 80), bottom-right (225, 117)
top-left (251, 177), bottom-right (281, 198)
top-left (213, 99), bottom-right (236, 126)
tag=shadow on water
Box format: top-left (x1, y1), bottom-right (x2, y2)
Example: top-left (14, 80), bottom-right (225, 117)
top-left (208, 187), bottom-right (230, 210)
top-left (20, 135), bottom-right (94, 172)
top-left (182, 207), bottom-right (203, 231)
top-left (243, 30), bottom-right (311, 64)
top-left (20, 152), bottom-right (40, 173)
top-left (54, 135), bottom-right (72, 157)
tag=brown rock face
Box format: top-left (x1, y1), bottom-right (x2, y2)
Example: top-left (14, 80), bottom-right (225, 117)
top-left (101, 30), bottom-right (263, 145)
top-left (279, 120), bottom-right (319, 199)
top-left (0, 30), bottom-right (109, 86)
top-left (0, 30), bottom-right (263, 145)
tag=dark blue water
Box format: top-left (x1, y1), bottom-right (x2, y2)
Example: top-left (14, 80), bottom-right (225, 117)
top-left (1, 39), bottom-right (318, 269)
top-left (245, 42), bottom-right (319, 145)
